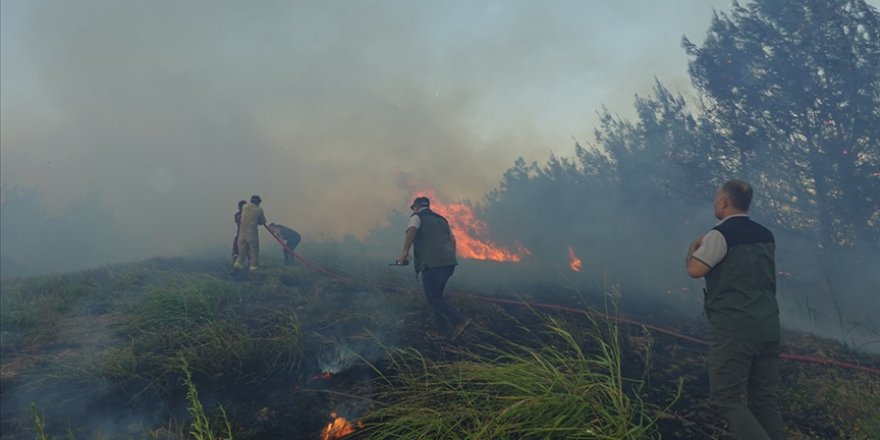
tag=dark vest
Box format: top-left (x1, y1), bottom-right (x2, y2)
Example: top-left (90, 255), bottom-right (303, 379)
top-left (412, 209), bottom-right (458, 273)
top-left (704, 216), bottom-right (780, 341)
top-left (275, 224), bottom-right (301, 246)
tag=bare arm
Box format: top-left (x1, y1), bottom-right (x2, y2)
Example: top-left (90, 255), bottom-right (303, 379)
top-left (398, 227), bottom-right (417, 264)
top-left (686, 238), bottom-right (711, 278)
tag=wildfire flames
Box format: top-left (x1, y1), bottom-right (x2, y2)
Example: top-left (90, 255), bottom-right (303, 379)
top-left (567, 246), bottom-right (582, 272)
top-left (411, 189), bottom-right (530, 262)
top-left (320, 412), bottom-right (361, 440)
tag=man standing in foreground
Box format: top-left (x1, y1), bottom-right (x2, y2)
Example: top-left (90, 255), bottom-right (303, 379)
top-left (234, 195), bottom-right (267, 271)
top-left (397, 197), bottom-right (471, 338)
top-left (686, 180), bottom-right (785, 440)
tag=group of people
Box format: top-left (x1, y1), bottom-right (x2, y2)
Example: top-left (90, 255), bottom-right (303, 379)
top-left (230, 179), bottom-right (783, 439)
top-left (231, 195), bottom-right (301, 271)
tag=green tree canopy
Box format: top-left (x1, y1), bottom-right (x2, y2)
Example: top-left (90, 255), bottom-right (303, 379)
top-left (683, 0), bottom-right (880, 247)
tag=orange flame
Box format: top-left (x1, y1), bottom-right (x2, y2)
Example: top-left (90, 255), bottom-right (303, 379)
top-left (411, 188), bottom-right (529, 262)
top-left (308, 371), bottom-right (333, 381)
top-left (567, 246), bottom-right (582, 272)
top-left (320, 412), bottom-right (361, 440)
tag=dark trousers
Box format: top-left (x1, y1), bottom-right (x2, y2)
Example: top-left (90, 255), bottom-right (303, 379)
top-left (282, 236), bottom-right (301, 266)
top-left (421, 265), bottom-right (462, 327)
top-left (709, 335), bottom-right (785, 440)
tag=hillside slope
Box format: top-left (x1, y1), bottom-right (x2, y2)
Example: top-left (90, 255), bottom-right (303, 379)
top-left (1, 255), bottom-right (878, 439)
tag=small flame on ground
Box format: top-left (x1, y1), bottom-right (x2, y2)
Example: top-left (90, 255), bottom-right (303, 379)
top-left (567, 246), bottom-right (582, 272)
top-left (411, 188), bottom-right (530, 262)
top-left (309, 371), bottom-right (333, 381)
top-left (320, 412), bottom-right (361, 440)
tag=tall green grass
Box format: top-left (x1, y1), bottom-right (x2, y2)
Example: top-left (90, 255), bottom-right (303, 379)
top-left (0, 274), bottom-right (99, 344)
top-left (359, 311), bottom-right (680, 440)
top-left (182, 357), bottom-right (234, 440)
top-left (29, 403), bottom-right (50, 440)
top-left (95, 273), bottom-right (305, 395)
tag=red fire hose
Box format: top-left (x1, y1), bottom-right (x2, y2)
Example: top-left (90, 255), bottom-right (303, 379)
top-left (479, 297), bottom-right (880, 376)
top-left (263, 224), bottom-right (348, 280)
top-left (259, 230), bottom-right (880, 376)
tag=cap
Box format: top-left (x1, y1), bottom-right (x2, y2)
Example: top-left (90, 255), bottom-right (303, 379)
top-left (410, 196), bottom-right (430, 210)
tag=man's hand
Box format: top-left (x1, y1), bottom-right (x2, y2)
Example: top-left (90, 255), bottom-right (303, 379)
top-left (398, 226), bottom-right (417, 266)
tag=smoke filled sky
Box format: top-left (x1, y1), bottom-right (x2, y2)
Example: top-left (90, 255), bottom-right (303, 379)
top-left (4, 0), bottom-right (740, 259)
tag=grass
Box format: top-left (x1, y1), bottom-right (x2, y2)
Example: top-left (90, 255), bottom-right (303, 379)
top-left (2, 250), bottom-right (878, 439)
top-left (782, 366), bottom-right (880, 439)
top-left (29, 402), bottom-right (50, 440)
top-left (182, 356), bottom-right (234, 440)
top-left (91, 272), bottom-right (308, 397)
top-left (358, 307), bottom-right (681, 440)
top-left (24, 359), bottom-right (237, 440)
top-left (0, 274), bottom-right (98, 345)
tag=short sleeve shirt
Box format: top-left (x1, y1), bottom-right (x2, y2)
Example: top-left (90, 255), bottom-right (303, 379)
top-left (691, 214), bottom-right (748, 268)
top-left (407, 209), bottom-right (427, 230)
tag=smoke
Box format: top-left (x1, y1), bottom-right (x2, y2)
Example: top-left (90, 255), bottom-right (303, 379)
top-left (1, 0), bottom-right (730, 276)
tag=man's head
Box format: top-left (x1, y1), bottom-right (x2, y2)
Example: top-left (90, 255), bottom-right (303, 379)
top-left (410, 196), bottom-right (430, 211)
top-left (238, 200), bottom-right (247, 210)
top-left (250, 195), bottom-right (262, 205)
top-left (714, 179), bottom-right (752, 219)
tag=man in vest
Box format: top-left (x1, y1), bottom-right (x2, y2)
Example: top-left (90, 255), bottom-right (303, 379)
top-left (686, 180), bottom-right (785, 440)
top-left (234, 195), bottom-right (267, 271)
top-left (397, 196), bottom-right (471, 338)
top-left (268, 223), bottom-right (302, 266)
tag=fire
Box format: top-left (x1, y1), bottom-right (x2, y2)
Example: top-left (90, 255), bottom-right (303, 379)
top-left (411, 189), bottom-right (530, 262)
top-left (308, 371), bottom-right (333, 381)
top-left (320, 412), bottom-right (361, 440)
top-left (567, 246), bottom-right (582, 272)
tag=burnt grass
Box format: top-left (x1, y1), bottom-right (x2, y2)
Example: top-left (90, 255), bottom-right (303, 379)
top-left (1, 256), bottom-right (878, 440)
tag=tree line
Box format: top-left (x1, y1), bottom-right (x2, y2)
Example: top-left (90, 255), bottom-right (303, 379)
top-left (476, 0), bottom-right (879, 347)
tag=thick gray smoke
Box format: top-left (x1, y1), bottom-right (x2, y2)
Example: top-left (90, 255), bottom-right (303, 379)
top-left (1, 0), bottom-right (730, 277)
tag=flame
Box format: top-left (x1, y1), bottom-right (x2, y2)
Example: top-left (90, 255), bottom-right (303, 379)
top-left (567, 246), bottom-right (582, 272)
top-left (411, 188), bottom-right (530, 262)
top-left (320, 412), bottom-right (360, 440)
top-left (309, 371), bottom-right (333, 381)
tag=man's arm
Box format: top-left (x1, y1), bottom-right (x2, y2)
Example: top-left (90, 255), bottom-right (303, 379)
top-left (398, 227), bottom-right (417, 264)
top-left (686, 237), bottom-right (711, 278)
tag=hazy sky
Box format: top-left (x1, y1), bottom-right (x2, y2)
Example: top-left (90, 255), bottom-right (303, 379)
top-left (2, 0), bottom-right (734, 258)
